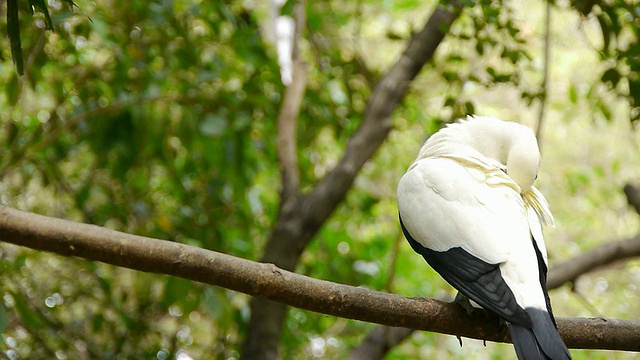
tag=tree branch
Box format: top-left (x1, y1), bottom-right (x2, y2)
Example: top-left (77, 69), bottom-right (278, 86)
top-left (547, 234), bottom-right (640, 289)
top-left (303, 3), bottom-right (463, 228)
top-left (351, 233), bottom-right (640, 359)
top-left (276, 0), bottom-right (307, 201)
top-left (0, 206), bottom-right (639, 352)
top-left (243, 3), bottom-right (307, 357)
top-left (276, 61), bottom-right (306, 200)
top-left (246, 5), bottom-right (465, 358)
top-left (535, 0), bottom-right (552, 145)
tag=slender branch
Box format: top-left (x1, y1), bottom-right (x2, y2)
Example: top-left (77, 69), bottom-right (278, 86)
top-left (385, 230), bottom-right (404, 293)
top-left (276, 0), bottom-right (307, 200)
top-left (0, 206), bottom-right (639, 351)
top-left (535, 0), bottom-right (552, 144)
top-left (276, 61), bottom-right (306, 199)
top-left (547, 234), bottom-right (640, 289)
top-left (242, 3), bottom-right (309, 358)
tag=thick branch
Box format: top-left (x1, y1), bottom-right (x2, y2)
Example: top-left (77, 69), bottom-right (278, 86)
top-left (0, 206), bottom-right (638, 351)
top-left (347, 233), bottom-right (640, 359)
top-left (302, 3), bottom-right (463, 230)
top-left (248, 6), bottom-right (465, 358)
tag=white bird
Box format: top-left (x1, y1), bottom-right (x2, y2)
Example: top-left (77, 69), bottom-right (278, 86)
top-left (397, 116), bottom-right (571, 359)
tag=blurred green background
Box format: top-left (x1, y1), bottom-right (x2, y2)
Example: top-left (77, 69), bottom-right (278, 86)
top-left (1, 0), bottom-right (639, 359)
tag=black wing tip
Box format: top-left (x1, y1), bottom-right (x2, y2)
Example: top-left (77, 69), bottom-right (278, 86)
top-left (509, 308), bottom-right (571, 360)
top-left (400, 214), bottom-right (532, 327)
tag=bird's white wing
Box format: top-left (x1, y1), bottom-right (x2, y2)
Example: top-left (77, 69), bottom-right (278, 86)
top-left (397, 157), bottom-right (548, 318)
top-left (398, 157), bottom-right (529, 262)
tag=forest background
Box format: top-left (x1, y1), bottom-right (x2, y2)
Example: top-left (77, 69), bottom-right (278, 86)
top-left (1, 0), bottom-right (640, 359)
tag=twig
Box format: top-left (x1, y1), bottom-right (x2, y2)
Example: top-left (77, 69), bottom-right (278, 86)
top-left (535, 0), bottom-right (552, 146)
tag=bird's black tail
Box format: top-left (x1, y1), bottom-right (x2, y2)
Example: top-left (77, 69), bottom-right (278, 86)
top-left (508, 308), bottom-right (571, 360)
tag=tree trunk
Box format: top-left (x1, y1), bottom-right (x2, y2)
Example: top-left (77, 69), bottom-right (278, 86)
top-left (239, 3), bottom-right (464, 358)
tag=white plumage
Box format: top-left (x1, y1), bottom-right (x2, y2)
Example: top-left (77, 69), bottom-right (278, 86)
top-left (397, 116), bottom-right (570, 359)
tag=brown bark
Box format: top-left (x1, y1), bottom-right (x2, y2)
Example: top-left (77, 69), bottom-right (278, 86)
top-left (0, 206), bottom-right (639, 352)
top-left (349, 234), bottom-right (640, 359)
top-left (349, 183), bottom-right (640, 359)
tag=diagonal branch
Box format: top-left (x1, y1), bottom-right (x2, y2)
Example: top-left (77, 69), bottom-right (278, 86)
top-left (546, 234), bottom-right (640, 289)
top-left (247, 6), bottom-right (465, 358)
top-left (349, 183), bottom-right (640, 358)
top-left (302, 3), bottom-right (463, 229)
top-left (0, 206), bottom-right (639, 352)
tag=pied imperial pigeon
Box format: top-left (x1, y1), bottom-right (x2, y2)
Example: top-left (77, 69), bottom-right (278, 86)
top-left (397, 116), bottom-right (571, 359)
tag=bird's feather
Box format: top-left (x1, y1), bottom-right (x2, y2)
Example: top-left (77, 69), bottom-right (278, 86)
top-left (397, 116), bottom-right (570, 359)
top-left (509, 308), bottom-right (572, 360)
top-left (400, 217), bottom-right (531, 327)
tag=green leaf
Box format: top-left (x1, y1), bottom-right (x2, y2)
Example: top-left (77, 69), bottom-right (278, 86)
top-left (203, 287), bottom-right (225, 320)
top-left (161, 276), bottom-right (192, 309)
top-left (464, 101), bottom-right (475, 115)
top-left (7, 0), bottom-right (23, 75)
top-left (11, 292), bottom-right (46, 329)
top-left (0, 304), bottom-right (8, 333)
top-left (29, 0), bottom-right (54, 30)
top-left (91, 314), bottom-right (104, 332)
top-left (569, 83), bottom-right (578, 104)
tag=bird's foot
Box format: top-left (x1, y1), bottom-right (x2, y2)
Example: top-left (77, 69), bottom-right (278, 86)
top-left (453, 292), bottom-right (476, 316)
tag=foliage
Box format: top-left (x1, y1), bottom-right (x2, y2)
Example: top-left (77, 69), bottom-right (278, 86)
top-left (0, 0), bottom-right (639, 359)
top-left (574, 0), bottom-right (640, 123)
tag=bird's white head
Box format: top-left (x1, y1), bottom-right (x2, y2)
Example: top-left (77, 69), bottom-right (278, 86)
top-left (427, 116), bottom-right (542, 194)
top-left (457, 116), bottom-right (541, 193)
top-left (413, 116), bottom-right (554, 225)
top-left (506, 133), bottom-right (541, 193)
